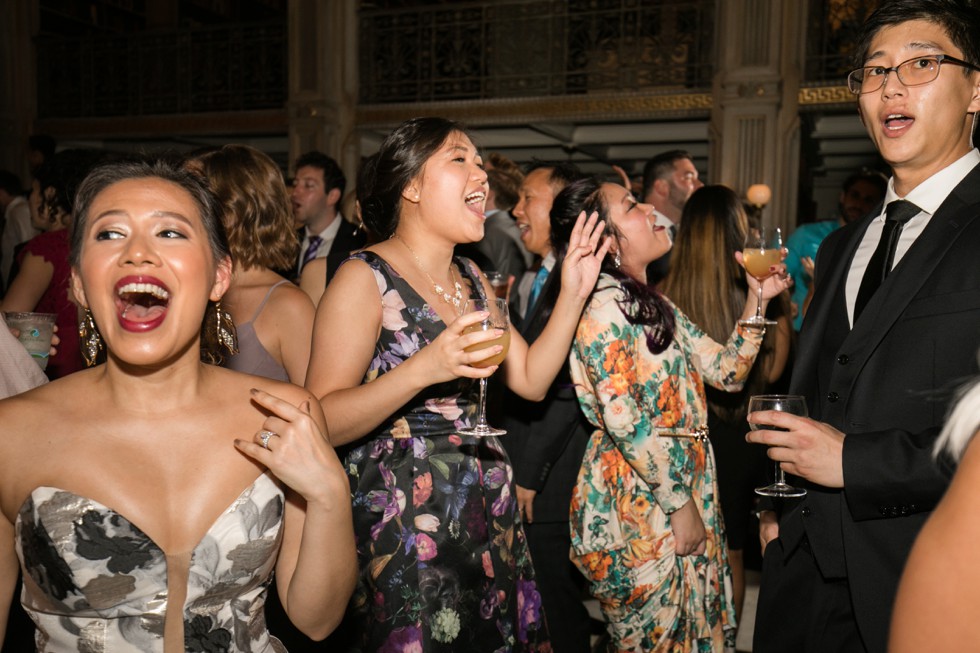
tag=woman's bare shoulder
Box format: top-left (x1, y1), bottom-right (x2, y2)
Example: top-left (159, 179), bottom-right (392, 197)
top-left (207, 365), bottom-right (315, 407)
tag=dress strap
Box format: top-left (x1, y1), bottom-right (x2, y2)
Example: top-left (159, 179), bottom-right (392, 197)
top-left (248, 279), bottom-right (292, 323)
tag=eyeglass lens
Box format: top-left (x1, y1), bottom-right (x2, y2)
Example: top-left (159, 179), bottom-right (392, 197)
top-left (850, 57), bottom-right (941, 93)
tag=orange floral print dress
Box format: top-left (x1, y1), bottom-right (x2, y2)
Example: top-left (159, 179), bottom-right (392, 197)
top-left (568, 275), bottom-right (764, 652)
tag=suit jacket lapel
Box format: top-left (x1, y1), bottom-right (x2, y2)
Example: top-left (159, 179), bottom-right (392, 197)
top-left (520, 268), bottom-right (558, 342)
top-left (791, 213), bottom-right (874, 394)
top-left (843, 167), bottom-right (980, 358)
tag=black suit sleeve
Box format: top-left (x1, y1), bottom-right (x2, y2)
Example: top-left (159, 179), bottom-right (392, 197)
top-left (508, 388), bottom-right (583, 491)
top-left (842, 425), bottom-right (952, 521)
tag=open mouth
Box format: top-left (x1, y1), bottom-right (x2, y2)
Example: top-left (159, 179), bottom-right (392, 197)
top-left (464, 190), bottom-right (486, 215)
top-left (884, 113), bottom-right (913, 131)
top-left (115, 278), bottom-right (171, 331)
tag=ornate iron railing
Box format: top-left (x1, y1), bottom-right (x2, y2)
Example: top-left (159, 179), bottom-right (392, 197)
top-left (358, 0), bottom-right (716, 104)
top-left (36, 21), bottom-right (287, 118)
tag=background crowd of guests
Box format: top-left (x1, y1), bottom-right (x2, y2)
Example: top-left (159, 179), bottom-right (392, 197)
top-left (3, 1), bottom-right (980, 652)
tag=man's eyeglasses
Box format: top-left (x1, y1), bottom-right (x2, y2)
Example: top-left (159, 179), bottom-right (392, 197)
top-left (846, 54), bottom-right (980, 94)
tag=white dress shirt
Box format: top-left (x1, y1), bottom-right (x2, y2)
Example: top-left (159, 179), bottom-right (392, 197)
top-left (844, 149), bottom-right (980, 326)
top-left (1, 196), bottom-right (38, 288)
top-left (653, 209), bottom-right (676, 241)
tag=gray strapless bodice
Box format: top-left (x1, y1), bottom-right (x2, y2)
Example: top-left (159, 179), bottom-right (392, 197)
top-left (15, 474), bottom-right (286, 652)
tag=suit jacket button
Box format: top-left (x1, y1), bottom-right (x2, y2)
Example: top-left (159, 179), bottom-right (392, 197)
top-left (827, 391), bottom-right (840, 403)
top-left (802, 507), bottom-right (812, 517)
top-left (837, 354), bottom-right (849, 365)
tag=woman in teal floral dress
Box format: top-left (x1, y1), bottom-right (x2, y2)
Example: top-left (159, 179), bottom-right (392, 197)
top-left (548, 177), bottom-right (791, 652)
top-left (306, 118), bottom-right (609, 652)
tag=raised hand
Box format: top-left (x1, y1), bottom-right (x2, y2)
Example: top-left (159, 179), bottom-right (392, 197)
top-left (735, 248), bottom-right (793, 301)
top-left (235, 389), bottom-right (343, 504)
top-left (561, 210), bottom-right (612, 300)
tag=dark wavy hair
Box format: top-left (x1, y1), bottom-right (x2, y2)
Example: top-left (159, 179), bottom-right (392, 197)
top-left (359, 117), bottom-right (473, 239)
top-left (185, 144), bottom-right (299, 271)
top-left (71, 156), bottom-right (235, 365)
top-left (549, 176), bottom-right (675, 354)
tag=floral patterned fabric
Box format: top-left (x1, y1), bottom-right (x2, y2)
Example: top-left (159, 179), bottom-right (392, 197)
top-left (568, 275), bottom-right (764, 653)
top-left (15, 474), bottom-right (286, 652)
top-left (342, 251), bottom-right (549, 652)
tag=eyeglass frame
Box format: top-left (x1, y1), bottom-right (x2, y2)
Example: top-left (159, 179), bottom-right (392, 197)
top-left (846, 54), bottom-right (980, 95)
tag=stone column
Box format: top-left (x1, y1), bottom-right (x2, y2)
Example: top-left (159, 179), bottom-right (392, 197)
top-left (287, 0), bottom-right (360, 178)
top-left (710, 0), bottom-right (808, 233)
top-left (0, 1), bottom-right (38, 181)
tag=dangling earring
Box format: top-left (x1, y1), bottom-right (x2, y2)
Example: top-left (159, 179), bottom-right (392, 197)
top-left (215, 300), bottom-right (239, 357)
top-left (613, 251), bottom-right (622, 269)
top-left (79, 308), bottom-right (103, 367)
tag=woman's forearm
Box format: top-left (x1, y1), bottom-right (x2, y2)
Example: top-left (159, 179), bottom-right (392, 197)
top-left (318, 354), bottom-right (432, 445)
top-left (506, 292), bottom-right (586, 401)
top-left (280, 485), bottom-right (357, 640)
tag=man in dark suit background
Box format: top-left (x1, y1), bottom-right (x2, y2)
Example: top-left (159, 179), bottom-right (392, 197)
top-left (503, 161), bottom-right (592, 653)
top-left (641, 149), bottom-right (701, 285)
top-left (750, 2), bottom-right (980, 652)
top-left (290, 151), bottom-right (366, 284)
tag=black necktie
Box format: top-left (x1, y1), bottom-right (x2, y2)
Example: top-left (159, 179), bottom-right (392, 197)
top-left (853, 200), bottom-right (920, 321)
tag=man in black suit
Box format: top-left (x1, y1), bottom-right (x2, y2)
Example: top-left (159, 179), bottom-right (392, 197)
top-left (290, 151), bottom-right (365, 284)
top-left (750, 2), bottom-right (980, 652)
top-left (503, 161), bottom-right (592, 653)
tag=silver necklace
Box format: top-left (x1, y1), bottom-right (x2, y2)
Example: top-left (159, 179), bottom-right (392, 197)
top-left (392, 234), bottom-right (464, 315)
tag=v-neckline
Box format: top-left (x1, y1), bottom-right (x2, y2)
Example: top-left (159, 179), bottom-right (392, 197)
top-left (363, 250), bottom-right (484, 333)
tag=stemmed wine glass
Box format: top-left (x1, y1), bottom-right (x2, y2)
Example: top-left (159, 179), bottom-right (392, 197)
top-left (749, 394), bottom-right (808, 498)
top-left (458, 297), bottom-right (511, 437)
top-left (739, 226), bottom-right (782, 328)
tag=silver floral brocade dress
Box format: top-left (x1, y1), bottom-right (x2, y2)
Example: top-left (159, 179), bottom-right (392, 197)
top-left (15, 474), bottom-right (286, 652)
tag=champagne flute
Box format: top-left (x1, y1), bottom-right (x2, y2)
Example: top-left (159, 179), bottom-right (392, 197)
top-left (749, 394), bottom-right (807, 498)
top-left (458, 297), bottom-right (511, 436)
top-left (739, 226), bottom-right (782, 328)
top-left (484, 271), bottom-right (509, 300)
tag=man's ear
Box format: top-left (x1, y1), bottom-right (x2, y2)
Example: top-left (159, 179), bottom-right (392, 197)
top-left (969, 74), bottom-right (980, 114)
top-left (70, 269), bottom-right (88, 309)
top-left (653, 178), bottom-right (669, 198)
top-left (327, 187), bottom-right (342, 207)
top-left (210, 256), bottom-right (233, 302)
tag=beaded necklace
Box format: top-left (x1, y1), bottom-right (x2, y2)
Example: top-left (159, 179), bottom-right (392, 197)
top-left (392, 234), bottom-right (465, 315)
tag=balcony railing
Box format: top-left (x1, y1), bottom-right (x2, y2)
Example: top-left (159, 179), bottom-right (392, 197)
top-left (358, 0), bottom-right (716, 104)
top-left (36, 21), bottom-right (287, 118)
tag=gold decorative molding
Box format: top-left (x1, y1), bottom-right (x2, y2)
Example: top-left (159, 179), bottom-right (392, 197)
top-left (357, 91), bottom-right (714, 128)
top-left (799, 85), bottom-right (855, 106)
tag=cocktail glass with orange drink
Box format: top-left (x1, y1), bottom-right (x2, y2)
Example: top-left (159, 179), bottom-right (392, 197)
top-left (459, 297), bottom-right (510, 436)
top-left (739, 226), bottom-right (782, 328)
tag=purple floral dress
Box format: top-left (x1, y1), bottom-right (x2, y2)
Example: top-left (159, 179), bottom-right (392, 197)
top-left (342, 252), bottom-right (550, 653)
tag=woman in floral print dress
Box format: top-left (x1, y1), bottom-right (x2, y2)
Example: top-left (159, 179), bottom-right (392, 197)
top-left (306, 118), bottom-right (609, 652)
top-left (548, 177), bottom-right (791, 652)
